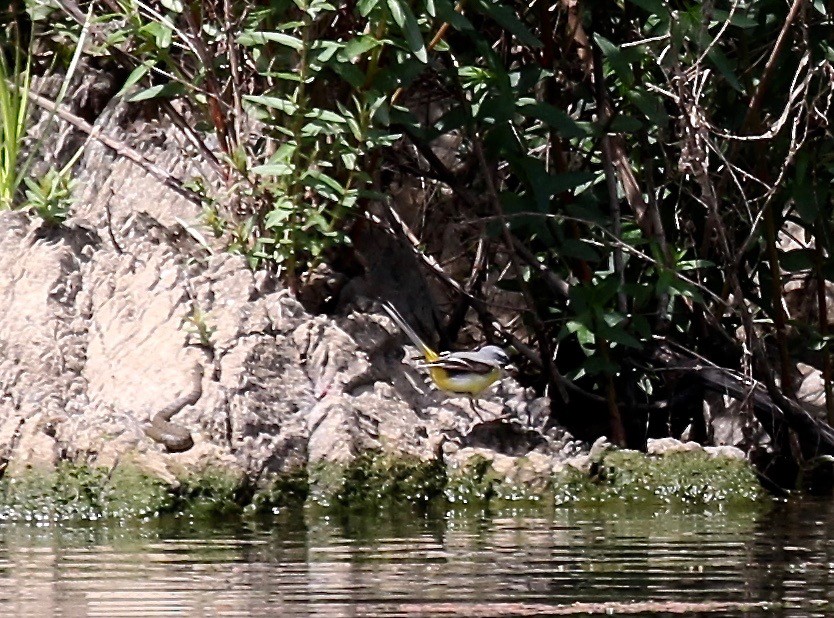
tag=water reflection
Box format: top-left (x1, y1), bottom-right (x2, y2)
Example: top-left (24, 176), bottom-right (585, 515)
top-left (0, 499), bottom-right (832, 616)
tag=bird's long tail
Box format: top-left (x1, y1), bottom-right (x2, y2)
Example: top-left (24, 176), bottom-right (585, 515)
top-left (382, 302), bottom-right (440, 362)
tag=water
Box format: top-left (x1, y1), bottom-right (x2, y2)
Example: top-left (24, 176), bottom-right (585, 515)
top-left (0, 498), bottom-right (832, 616)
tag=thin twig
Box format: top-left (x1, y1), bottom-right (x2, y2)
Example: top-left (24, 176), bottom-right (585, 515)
top-left (25, 88), bottom-right (201, 204)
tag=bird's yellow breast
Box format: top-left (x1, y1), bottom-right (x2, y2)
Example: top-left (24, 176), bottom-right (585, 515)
top-left (429, 367), bottom-right (502, 396)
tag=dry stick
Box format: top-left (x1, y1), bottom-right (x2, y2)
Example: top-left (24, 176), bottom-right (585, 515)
top-left (25, 89), bottom-right (201, 204)
top-left (395, 128), bottom-right (575, 387)
top-left (763, 198), bottom-right (794, 394)
top-left (739, 0), bottom-right (807, 396)
top-left (708, 0), bottom-right (806, 260)
top-left (600, 135), bottom-right (627, 313)
top-left (447, 236), bottom-right (488, 342)
top-left (394, 120), bottom-right (569, 391)
top-left (578, 25), bottom-right (626, 444)
top-left (699, 0), bottom-right (806, 276)
top-left (395, 109), bottom-right (574, 402)
top-left (742, 0), bottom-right (806, 130)
top-left (375, 205), bottom-right (550, 378)
top-left (471, 136), bottom-right (570, 405)
top-left (691, 146), bottom-right (816, 457)
top-left (158, 99), bottom-right (223, 171)
top-left (510, 235), bottom-right (570, 299)
top-left (223, 0), bottom-right (244, 149)
top-left (400, 124), bottom-right (575, 303)
top-left (381, 201), bottom-right (467, 299)
top-left (483, 211), bottom-right (729, 307)
top-left (643, 156), bottom-right (671, 322)
top-left (183, 8), bottom-right (232, 157)
top-left (54, 1), bottom-right (225, 175)
top-left (815, 218), bottom-right (834, 424)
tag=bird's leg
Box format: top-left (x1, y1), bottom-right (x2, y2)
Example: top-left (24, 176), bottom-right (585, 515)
top-left (468, 397), bottom-right (514, 424)
top-left (468, 398), bottom-right (487, 423)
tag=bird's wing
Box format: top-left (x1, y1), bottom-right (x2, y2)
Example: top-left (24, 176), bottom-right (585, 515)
top-left (420, 350), bottom-right (500, 374)
top-left (382, 302), bottom-right (439, 361)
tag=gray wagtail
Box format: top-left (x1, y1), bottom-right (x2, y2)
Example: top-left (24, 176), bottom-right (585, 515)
top-left (383, 302), bottom-right (512, 397)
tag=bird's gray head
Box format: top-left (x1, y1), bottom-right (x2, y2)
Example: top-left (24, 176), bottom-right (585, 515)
top-left (478, 345), bottom-right (511, 367)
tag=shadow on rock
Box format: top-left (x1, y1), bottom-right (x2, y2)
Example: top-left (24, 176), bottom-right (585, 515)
top-left (461, 420), bottom-right (548, 457)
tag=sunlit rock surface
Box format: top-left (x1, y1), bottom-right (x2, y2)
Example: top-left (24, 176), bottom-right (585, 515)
top-left (0, 87), bottom-right (764, 517)
top-left (0, 197), bottom-right (581, 509)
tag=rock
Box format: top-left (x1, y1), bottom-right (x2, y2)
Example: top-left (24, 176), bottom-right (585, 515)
top-left (647, 437), bottom-right (703, 456)
top-left (0, 69), bottom-right (767, 514)
top-left (704, 445), bottom-right (746, 460)
top-left (794, 362), bottom-right (829, 420)
top-left (589, 436), bottom-right (613, 460)
top-left (0, 188), bottom-right (582, 505)
top-left (702, 391), bottom-right (769, 452)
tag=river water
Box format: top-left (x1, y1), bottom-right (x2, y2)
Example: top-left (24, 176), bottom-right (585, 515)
top-left (0, 497), bottom-right (832, 616)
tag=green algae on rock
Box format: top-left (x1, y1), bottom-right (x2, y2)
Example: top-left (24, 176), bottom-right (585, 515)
top-left (0, 462), bottom-right (172, 521)
top-left (552, 449), bottom-right (766, 505)
top-left (247, 468), bottom-right (309, 515)
top-left (306, 450), bottom-right (446, 509)
top-left (0, 444), bottom-right (766, 522)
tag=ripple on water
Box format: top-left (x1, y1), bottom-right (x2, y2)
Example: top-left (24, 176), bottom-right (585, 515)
top-left (0, 500), bottom-right (831, 616)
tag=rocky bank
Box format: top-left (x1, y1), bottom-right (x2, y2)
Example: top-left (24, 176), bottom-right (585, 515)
top-left (0, 88), bottom-right (763, 519)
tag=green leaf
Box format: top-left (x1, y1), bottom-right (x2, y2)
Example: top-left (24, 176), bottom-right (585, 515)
top-left (117, 62), bottom-right (153, 98)
top-left (710, 9), bottom-right (758, 28)
top-left (258, 71), bottom-right (303, 83)
top-left (238, 31), bottom-right (304, 51)
top-left (566, 318), bottom-right (596, 347)
top-left (477, 95), bottom-right (515, 123)
top-left (387, 0), bottom-right (405, 26)
top-left (243, 95), bottom-right (298, 114)
top-left (343, 35), bottom-right (382, 60)
top-left (160, 0), bottom-right (183, 11)
top-left (387, 0), bottom-right (428, 63)
top-left (600, 320), bottom-right (643, 349)
top-left (593, 33), bottom-right (635, 86)
top-left (358, 0), bottom-right (382, 17)
top-left (677, 259), bottom-right (714, 271)
top-left (305, 108), bottom-right (348, 123)
top-left (127, 82), bottom-right (185, 102)
top-left (545, 171), bottom-right (597, 195)
top-left (252, 163), bottom-right (294, 176)
top-left (435, 0), bottom-right (476, 32)
top-left (302, 170), bottom-right (345, 202)
top-left (706, 48), bottom-right (743, 92)
top-left (138, 22), bottom-right (173, 49)
top-left (475, 0), bottom-right (541, 48)
top-left (433, 105), bottom-right (469, 134)
top-left (561, 239), bottom-right (601, 262)
top-left (626, 88), bottom-right (669, 125)
top-left (517, 100), bottom-right (589, 138)
top-left (301, 120), bottom-right (345, 137)
top-left (314, 40), bottom-right (341, 63)
top-left (581, 355), bottom-right (618, 375)
top-left (265, 206), bottom-right (294, 228)
top-left (609, 115), bottom-right (643, 132)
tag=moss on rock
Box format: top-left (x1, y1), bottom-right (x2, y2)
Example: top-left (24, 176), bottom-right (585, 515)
top-left (307, 450), bottom-right (446, 509)
top-left (0, 461), bottom-right (172, 521)
top-left (0, 445), bottom-right (766, 522)
top-left (552, 449), bottom-right (765, 505)
top-left (247, 468), bottom-right (309, 514)
top-left (444, 451), bottom-right (555, 506)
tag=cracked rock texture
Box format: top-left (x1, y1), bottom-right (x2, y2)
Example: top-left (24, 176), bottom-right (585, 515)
top-left (0, 205), bottom-right (579, 492)
top-left (0, 95), bottom-right (586, 497)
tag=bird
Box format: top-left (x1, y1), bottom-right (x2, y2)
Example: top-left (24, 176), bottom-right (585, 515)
top-left (382, 301), bottom-right (512, 399)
